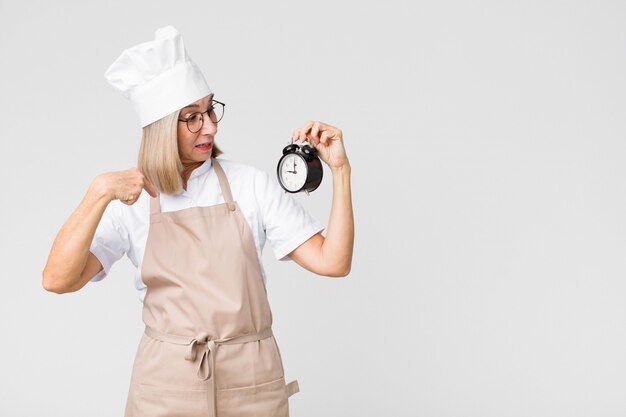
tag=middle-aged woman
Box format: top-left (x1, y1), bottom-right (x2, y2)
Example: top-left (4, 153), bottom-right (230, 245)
top-left (42, 26), bottom-right (354, 417)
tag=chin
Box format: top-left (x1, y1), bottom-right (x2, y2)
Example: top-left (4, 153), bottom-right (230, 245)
top-left (181, 154), bottom-right (210, 164)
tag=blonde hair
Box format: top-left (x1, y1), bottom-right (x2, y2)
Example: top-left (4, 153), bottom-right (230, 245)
top-left (138, 108), bottom-right (223, 195)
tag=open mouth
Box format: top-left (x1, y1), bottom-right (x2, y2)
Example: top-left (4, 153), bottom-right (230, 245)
top-left (195, 142), bottom-right (212, 151)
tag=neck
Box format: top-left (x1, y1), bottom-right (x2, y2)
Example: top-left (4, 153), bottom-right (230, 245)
top-left (181, 160), bottom-right (205, 189)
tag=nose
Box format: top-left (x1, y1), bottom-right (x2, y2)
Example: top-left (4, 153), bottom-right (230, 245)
top-left (200, 112), bottom-right (218, 135)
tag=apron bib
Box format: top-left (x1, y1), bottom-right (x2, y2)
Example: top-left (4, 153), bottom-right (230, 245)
top-left (124, 159), bottom-right (299, 417)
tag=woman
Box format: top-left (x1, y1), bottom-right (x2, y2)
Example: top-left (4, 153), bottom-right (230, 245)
top-left (42, 26), bottom-right (353, 417)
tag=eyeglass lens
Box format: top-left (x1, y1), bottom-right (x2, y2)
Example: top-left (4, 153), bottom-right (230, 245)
top-left (187, 102), bottom-right (224, 133)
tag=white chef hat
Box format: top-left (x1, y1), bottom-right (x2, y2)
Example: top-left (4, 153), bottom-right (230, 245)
top-left (104, 25), bottom-right (212, 127)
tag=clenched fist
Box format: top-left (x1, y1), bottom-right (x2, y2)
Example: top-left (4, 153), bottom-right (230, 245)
top-left (94, 168), bottom-right (158, 205)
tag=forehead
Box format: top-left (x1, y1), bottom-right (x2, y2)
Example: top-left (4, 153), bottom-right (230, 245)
top-left (181, 94), bottom-right (214, 111)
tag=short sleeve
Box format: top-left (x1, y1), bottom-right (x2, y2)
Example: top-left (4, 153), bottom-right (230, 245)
top-left (88, 201), bottom-right (130, 282)
top-left (254, 169), bottom-right (325, 261)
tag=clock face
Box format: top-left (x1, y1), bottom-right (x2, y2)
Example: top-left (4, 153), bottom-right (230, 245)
top-left (278, 153), bottom-right (308, 192)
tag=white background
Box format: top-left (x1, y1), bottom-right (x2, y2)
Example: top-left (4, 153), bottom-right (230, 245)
top-left (1, 0), bottom-right (626, 416)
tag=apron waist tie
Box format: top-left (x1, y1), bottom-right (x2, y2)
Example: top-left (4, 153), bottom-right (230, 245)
top-left (144, 326), bottom-right (274, 417)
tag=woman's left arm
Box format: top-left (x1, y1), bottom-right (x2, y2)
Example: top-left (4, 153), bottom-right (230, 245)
top-left (287, 121), bottom-right (354, 277)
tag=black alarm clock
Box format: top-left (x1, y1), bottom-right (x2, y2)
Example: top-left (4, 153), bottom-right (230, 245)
top-left (277, 141), bottom-right (323, 193)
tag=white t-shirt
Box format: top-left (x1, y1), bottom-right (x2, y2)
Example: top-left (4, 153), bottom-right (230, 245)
top-left (89, 157), bottom-right (325, 303)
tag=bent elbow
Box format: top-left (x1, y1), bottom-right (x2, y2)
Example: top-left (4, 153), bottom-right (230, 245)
top-left (338, 265), bottom-right (351, 277)
top-left (42, 270), bottom-right (69, 294)
top-left (339, 258), bottom-right (352, 277)
top-left (325, 262), bottom-right (351, 278)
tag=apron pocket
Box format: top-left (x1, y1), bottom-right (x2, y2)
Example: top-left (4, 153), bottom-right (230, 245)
top-left (130, 383), bottom-right (207, 417)
top-left (217, 376), bottom-right (290, 417)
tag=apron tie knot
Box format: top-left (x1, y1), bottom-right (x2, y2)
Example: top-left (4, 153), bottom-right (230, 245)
top-left (185, 333), bottom-right (217, 381)
top-left (185, 332), bottom-right (210, 361)
top-left (196, 340), bottom-right (216, 380)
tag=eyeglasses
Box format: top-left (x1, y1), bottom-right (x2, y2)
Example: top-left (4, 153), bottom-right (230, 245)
top-left (177, 100), bottom-right (225, 133)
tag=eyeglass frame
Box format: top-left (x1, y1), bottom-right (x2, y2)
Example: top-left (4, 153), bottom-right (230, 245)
top-left (177, 99), bottom-right (226, 133)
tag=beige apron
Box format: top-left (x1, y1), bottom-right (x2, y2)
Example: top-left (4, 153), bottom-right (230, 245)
top-left (124, 158), bottom-right (299, 417)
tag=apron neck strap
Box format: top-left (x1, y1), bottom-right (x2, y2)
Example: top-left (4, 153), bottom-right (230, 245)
top-left (211, 158), bottom-right (234, 204)
top-left (150, 191), bottom-right (161, 215)
top-left (149, 158), bottom-right (234, 215)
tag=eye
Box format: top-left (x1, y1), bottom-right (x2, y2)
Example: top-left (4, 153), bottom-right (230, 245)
top-left (187, 113), bottom-right (201, 122)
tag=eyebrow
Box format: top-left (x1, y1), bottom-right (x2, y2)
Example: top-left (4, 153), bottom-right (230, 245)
top-left (183, 103), bottom-right (200, 109)
top-left (183, 104), bottom-right (212, 114)
top-left (182, 97), bottom-right (215, 111)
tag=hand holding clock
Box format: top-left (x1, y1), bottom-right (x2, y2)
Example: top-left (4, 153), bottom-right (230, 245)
top-left (292, 121), bottom-right (348, 170)
top-left (278, 121), bottom-right (347, 193)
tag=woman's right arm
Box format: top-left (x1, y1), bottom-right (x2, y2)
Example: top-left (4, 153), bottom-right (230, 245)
top-left (42, 169), bottom-right (156, 294)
